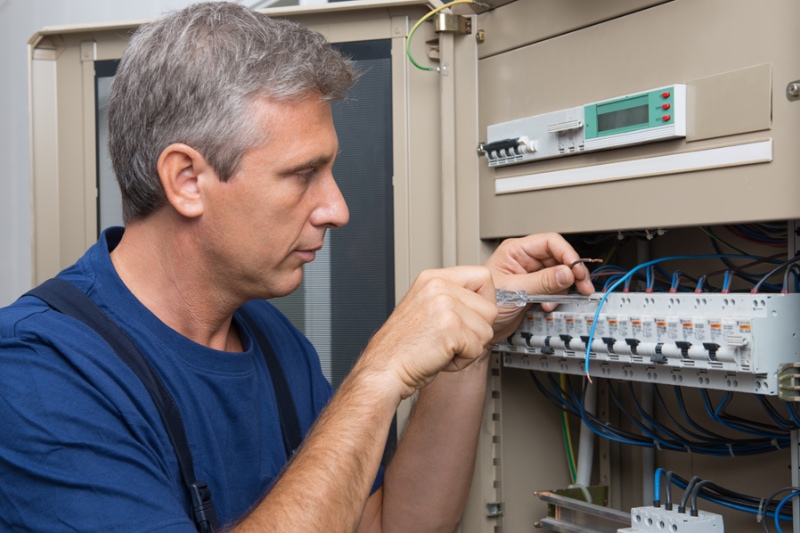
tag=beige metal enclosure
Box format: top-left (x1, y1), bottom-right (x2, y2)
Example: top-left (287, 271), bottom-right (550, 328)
top-left (28, 0), bottom-right (800, 531)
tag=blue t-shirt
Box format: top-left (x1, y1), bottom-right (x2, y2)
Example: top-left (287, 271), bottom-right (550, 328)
top-left (0, 228), bottom-right (380, 531)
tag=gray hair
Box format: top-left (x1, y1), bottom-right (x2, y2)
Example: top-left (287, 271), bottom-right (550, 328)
top-left (108, 2), bottom-right (356, 223)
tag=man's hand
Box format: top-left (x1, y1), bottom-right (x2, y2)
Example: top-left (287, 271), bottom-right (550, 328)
top-left (484, 233), bottom-right (595, 342)
top-left (358, 266), bottom-right (498, 400)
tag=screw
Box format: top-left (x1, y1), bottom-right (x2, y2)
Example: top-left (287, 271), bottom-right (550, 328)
top-left (788, 82), bottom-right (800, 100)
top-left (476, 28), bottom-right (486, 44)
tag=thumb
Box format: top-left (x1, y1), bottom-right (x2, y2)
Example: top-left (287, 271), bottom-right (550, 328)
top-left (513, 264), bottom-right (574, 296)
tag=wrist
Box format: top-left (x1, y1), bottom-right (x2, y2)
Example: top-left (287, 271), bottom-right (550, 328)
top-left (341, 360), bottom-right (408, 411)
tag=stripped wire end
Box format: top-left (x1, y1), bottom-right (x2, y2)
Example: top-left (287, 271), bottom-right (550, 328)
top-left (571, 258), bottom-right (604, 268)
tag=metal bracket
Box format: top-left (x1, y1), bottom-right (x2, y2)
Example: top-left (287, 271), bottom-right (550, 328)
top-left (486, 501), bottom-right (505, 517)
top-left (779, 363), bottom-right (800, 400)
top-left (434, 13), bottom-right (472, 35)
top-left (80, 41), bottom-right (97, 63)
top-left (788, 81), bottom-right (800, 101)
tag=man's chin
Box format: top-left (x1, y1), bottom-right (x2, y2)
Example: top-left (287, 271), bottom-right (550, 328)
top-left (261, 273), bottom-right (304, 300)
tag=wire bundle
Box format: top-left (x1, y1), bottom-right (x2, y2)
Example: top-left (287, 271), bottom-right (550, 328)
top-left (529, 372), bottom-right (795, 456)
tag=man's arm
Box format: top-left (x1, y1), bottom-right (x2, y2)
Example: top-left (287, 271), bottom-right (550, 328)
top-left (361, 355), bottom-right (490, 533)
top-left (360, 233), bottom-right (594, 532)
top-left (229, 266), bottom-right (498, 533)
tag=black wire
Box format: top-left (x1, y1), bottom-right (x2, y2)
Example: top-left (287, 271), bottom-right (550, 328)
top-left (761, 486), bottom-right (798, 533)
top-left (631, 383), bottom-right (730, 447)
top-left (528, 370), bottom-right (569, 409)
top-left (664, 471), bottom-right (674, 509)
top-left (690, 480), bottom-right (717, 514)
top-left (668, 472), bottom-right (795, 524)
top-left (679, 476), bottom-right (702, 513)
top-left (653, 385), bottom-right (729, 443)
top-left (708, 390), bottom-right (790, 438)
top-left (758, 396), bottom-right (797, 431)
top-left (705, 235), bottom-right (786, 289)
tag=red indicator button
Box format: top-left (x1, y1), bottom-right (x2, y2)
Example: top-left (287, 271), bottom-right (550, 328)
top-left (661, 91), bottom-right (671, 98)
top-left (662, 103), bottom-right (671, 110)
top-left (662, 115), bottom-right (672, 122)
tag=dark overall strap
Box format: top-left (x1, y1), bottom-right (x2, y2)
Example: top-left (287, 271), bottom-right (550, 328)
top-left (25, 278), bottom-right (217, 533)
top-left (237, 309), bottom-right (303, 459)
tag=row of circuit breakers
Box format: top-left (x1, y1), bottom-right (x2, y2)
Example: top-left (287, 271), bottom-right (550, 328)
top-left (495, 292), bottom-right (800, 397)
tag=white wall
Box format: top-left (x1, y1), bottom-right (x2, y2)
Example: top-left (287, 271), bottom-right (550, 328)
top-left (0, 0), bottom-right (204, 306)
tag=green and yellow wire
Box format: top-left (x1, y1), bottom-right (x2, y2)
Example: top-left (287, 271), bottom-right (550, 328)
top-left (406, 0), bottom-right (475, 71)
top-left (560, 374), bottom-right (578, 484)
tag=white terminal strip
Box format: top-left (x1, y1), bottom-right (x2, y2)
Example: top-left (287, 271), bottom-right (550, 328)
top-left (494, 291), bottom-right (800, 396)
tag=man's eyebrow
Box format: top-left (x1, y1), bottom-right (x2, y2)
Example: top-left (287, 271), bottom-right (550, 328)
top-left (278, 154), bottom-right (336, 176)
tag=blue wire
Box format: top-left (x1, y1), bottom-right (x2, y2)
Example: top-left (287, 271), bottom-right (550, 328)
top-left (654, 468), bottom-right (665, 503)
top-left (722, 270), bottom-right (732, 292)
top-left (775, 491), bottom-right (800, 533)
top-left (603, 274), bottom-right (625, 292)
top-left (788, 403), bottom-right (800, 427)
top-left (734, 224), bottom-right (787, 244)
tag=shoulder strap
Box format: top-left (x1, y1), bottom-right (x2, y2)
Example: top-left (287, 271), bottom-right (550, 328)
top-left (25, 278), bottom-right (217, 533)
top-left (237, 308), bottom-right (303, 459)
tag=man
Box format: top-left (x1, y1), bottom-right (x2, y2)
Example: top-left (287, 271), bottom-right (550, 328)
top-left (0, 3), bottom-right (593, 532)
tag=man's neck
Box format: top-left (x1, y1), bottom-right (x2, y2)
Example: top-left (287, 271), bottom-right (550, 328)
top-left (110, 214), bottom-right (243, 352)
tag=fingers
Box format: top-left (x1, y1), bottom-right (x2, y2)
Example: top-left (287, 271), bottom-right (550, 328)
top-left (410, 268), bottom-right (498, 359)
top-left (415, 266), bottom-right (497, 322)
top-left (358, 266), bottom-right (498, 399)
top-left (487, 233), bottom-right (595, 296)
top-left (487, 233), bottom-right (578, 272)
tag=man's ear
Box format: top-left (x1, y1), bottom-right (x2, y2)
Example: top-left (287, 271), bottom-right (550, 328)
top-left (157, 143), bottom-right (213, 219)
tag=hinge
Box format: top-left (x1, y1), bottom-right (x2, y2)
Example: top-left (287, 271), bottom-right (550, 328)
top-left (433, 13), bottom-right (472, 35)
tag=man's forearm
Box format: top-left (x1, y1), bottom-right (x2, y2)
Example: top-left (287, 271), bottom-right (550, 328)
top-left (231, 366), bottom-right (399, 533)
top-left (377, 353), bottom-right (490, 532)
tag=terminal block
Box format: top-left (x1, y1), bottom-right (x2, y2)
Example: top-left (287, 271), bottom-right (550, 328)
top-left (618, 506), bottom-right (723, 532)
top-left (496, 292), bottom-right (800, 395)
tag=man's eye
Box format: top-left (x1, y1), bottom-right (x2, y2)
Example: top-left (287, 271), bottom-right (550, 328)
top-left (297, 169), bottom-right (317, 181)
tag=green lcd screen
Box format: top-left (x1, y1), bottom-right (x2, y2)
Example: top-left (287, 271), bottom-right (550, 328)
top-left (585, 88), bottom-right (674, 139)
top-left (597, 104), bottom-right (649, 132)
